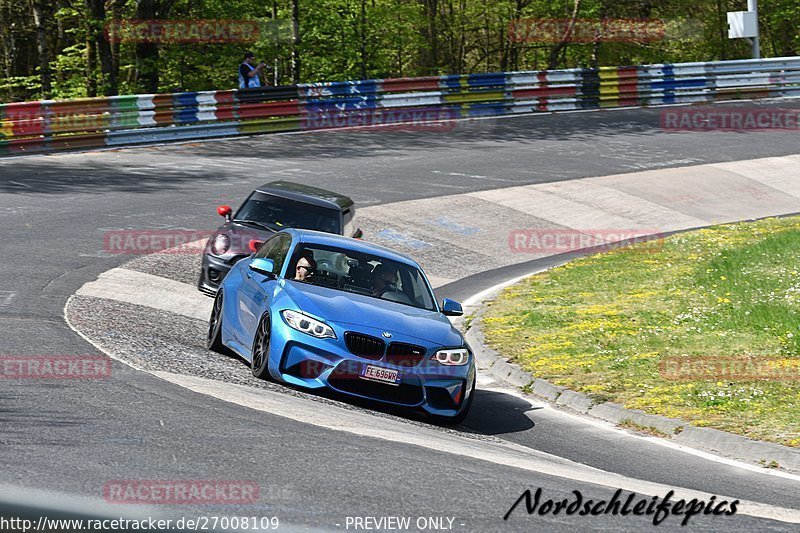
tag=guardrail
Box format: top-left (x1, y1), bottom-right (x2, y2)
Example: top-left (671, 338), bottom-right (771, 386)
top-left (1, 56), bottom-right (799, 156)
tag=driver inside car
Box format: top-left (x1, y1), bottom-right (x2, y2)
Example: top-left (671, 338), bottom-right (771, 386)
top-left (371, 264), bottom-right (399, 297)
top-left (294, 255), bottom-right (317, 282)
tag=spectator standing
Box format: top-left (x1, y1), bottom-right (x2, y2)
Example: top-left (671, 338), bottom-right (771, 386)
top-left (239, 51), bottom-right (267, 89)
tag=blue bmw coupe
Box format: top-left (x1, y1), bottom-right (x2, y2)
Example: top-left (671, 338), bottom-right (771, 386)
top-left (207, 228), bottom-right (476, 423)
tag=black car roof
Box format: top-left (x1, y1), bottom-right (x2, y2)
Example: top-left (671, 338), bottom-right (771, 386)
top-left (254, 181), bottom-right (354, 211)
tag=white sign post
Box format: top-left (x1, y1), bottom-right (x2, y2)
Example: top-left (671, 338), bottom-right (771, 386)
top-left (727, 0), bottom-right (760, 59)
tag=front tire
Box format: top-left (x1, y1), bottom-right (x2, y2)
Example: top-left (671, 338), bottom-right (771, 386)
top-left (207, 291), bottom-right (226, 353)
top-left (251, 313), bottom-right (272, 380)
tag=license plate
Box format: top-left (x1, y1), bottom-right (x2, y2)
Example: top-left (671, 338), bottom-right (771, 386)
top-left (360, 364), bottom-right (401, 386)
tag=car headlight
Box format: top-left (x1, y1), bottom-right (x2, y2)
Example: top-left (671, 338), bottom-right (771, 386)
top-left (431, 348), bottom-right (470, 366)
top-left (281, 310), bottom-right (336, 339)
top-left (210, 233), bottom-right (230, 256)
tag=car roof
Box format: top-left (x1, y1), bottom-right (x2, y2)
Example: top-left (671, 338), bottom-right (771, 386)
top-left (254, 181), bottom-right (354, 211)
top-left (286, 229), bottom-right (421, 268)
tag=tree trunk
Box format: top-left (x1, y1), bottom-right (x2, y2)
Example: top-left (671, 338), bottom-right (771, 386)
top-left (110, 0), bottom-right (123, 93)
top-left (134, 0), bottom-right (176, 93)
top-left (0, 1), bottom-right (13, 81)
top-left (86, 0), bottom-right (117, 95)
top-left (716, 0), bottom-right (728, 60)
top-left (359, 0), bottom-right (367, 79)
top-left (30, 0), bottom-right (52, 98)
top-left (547, 0), bottom-right (581, 70)
top-left (291, 0), bottom-right (300, 83)
top-left (86, 33), bottom-right (97, 96)
top-left (418, 0), bottom-right (439, 75)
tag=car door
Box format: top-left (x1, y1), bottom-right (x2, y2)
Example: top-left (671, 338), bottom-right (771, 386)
top-left (237, 233), bottom-right (293, 347)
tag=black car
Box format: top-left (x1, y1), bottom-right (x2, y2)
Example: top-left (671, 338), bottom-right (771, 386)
top-left (198, 181), bottom-right (361, 296)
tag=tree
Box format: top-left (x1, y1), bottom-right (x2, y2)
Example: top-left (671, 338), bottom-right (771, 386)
top-left (30, 0), bottom-right (51, 97)
top-left (85, 0), bottom-right (117, 96)
top-left (1, 0), bottom-right (800, 101)
top-left (133, 0), bottom-right (176, 93)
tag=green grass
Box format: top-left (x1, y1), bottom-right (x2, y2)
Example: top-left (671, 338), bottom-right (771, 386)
top-left (482, 216), bottom-right (800, 447)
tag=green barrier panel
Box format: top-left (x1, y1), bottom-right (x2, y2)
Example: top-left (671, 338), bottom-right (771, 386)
top-left (237, 117), bottom-right (302, 134)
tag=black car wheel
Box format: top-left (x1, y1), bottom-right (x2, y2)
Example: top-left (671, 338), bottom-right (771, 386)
top-left (251, 313), bottom-right (272, 380)
top-left (207, 291), bottom-right (226, 353)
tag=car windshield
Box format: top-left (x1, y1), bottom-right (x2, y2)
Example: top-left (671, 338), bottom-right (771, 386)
top-left (288, 244), bottom-right (437, 311)
top-left (234, 192), bottom-right (341, 233)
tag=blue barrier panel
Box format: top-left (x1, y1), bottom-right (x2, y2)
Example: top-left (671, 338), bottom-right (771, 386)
top-left (467, 102), bottom-right (511, 117)
top-left (467, 73), bottom-right (508, 88)
top-left (580, 69), bottom-right (600, 109)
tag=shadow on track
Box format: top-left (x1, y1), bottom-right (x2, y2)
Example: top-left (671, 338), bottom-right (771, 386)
top-left (4, 100), bottom-right (799, 196)
top-left (460, 388), bottom-right (538, 434)
top-left (220, 349), bottom-right (538, 433)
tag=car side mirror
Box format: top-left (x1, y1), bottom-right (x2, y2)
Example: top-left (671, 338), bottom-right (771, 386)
top-left (217, 205), bottom-right (232, 222)
top-left (249, 257), bottom-right (275, 277)
top-left (249, 239), bottom-right (265, 253)
top-left (441, 298), bottom-right (463, 317)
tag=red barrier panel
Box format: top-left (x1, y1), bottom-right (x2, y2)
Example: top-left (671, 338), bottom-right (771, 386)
top-left (213, 92), bottom-right (237, 121)
top-left (6, 102), bottom-right (45, 137)
top-left (152, 95), bottom-right (174, 124)
top-left (382, 77), bottom-right (441, 92)
top-left (236, 102), bottom-right (302, 120)
top-left (618, 66), bottom-right (640, 106)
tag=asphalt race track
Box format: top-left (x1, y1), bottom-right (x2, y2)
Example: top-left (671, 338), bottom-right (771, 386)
top-left (2, 101), bottom-right (800, 531)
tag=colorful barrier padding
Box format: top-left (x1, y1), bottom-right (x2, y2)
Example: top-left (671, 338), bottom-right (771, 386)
top-left (1, 56), bottom-right (799, 155)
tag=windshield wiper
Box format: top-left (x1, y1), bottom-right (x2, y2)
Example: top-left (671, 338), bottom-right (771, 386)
top-left (233, 219), bottom-right (275, 232)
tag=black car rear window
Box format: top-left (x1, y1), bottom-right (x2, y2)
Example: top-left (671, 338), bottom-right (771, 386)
top-left (235, 192), bottom-right (341, 233)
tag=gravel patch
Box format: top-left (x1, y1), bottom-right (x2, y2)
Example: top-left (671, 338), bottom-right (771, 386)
top-left (125, 251), bottom-right (204, 287)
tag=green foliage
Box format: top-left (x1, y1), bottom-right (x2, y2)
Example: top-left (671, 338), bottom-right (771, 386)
top-left (52, 44), bottom-right (89, 100)
top-left (1, 0), bottom-right (799, 101)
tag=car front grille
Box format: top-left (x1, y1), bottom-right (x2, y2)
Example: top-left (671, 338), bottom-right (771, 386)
top-left (328, 363), bottom-right (424, 406)
top-left (385, 342), bottom-right (426, 367)
top-left (344, 332), bottom-right (385, 360)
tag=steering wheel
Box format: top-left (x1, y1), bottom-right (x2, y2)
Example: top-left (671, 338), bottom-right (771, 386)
top-left (383, 290), bottom-right (414, 305)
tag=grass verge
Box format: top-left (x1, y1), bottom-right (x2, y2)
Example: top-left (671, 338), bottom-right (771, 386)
top-left (482, 216), bottom-right (800, 447)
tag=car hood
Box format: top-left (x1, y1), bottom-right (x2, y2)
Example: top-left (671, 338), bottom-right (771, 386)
top-left (282, 282), bottom-right (463, 346)
top-left (215, 222), bottom-right (276, 254)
